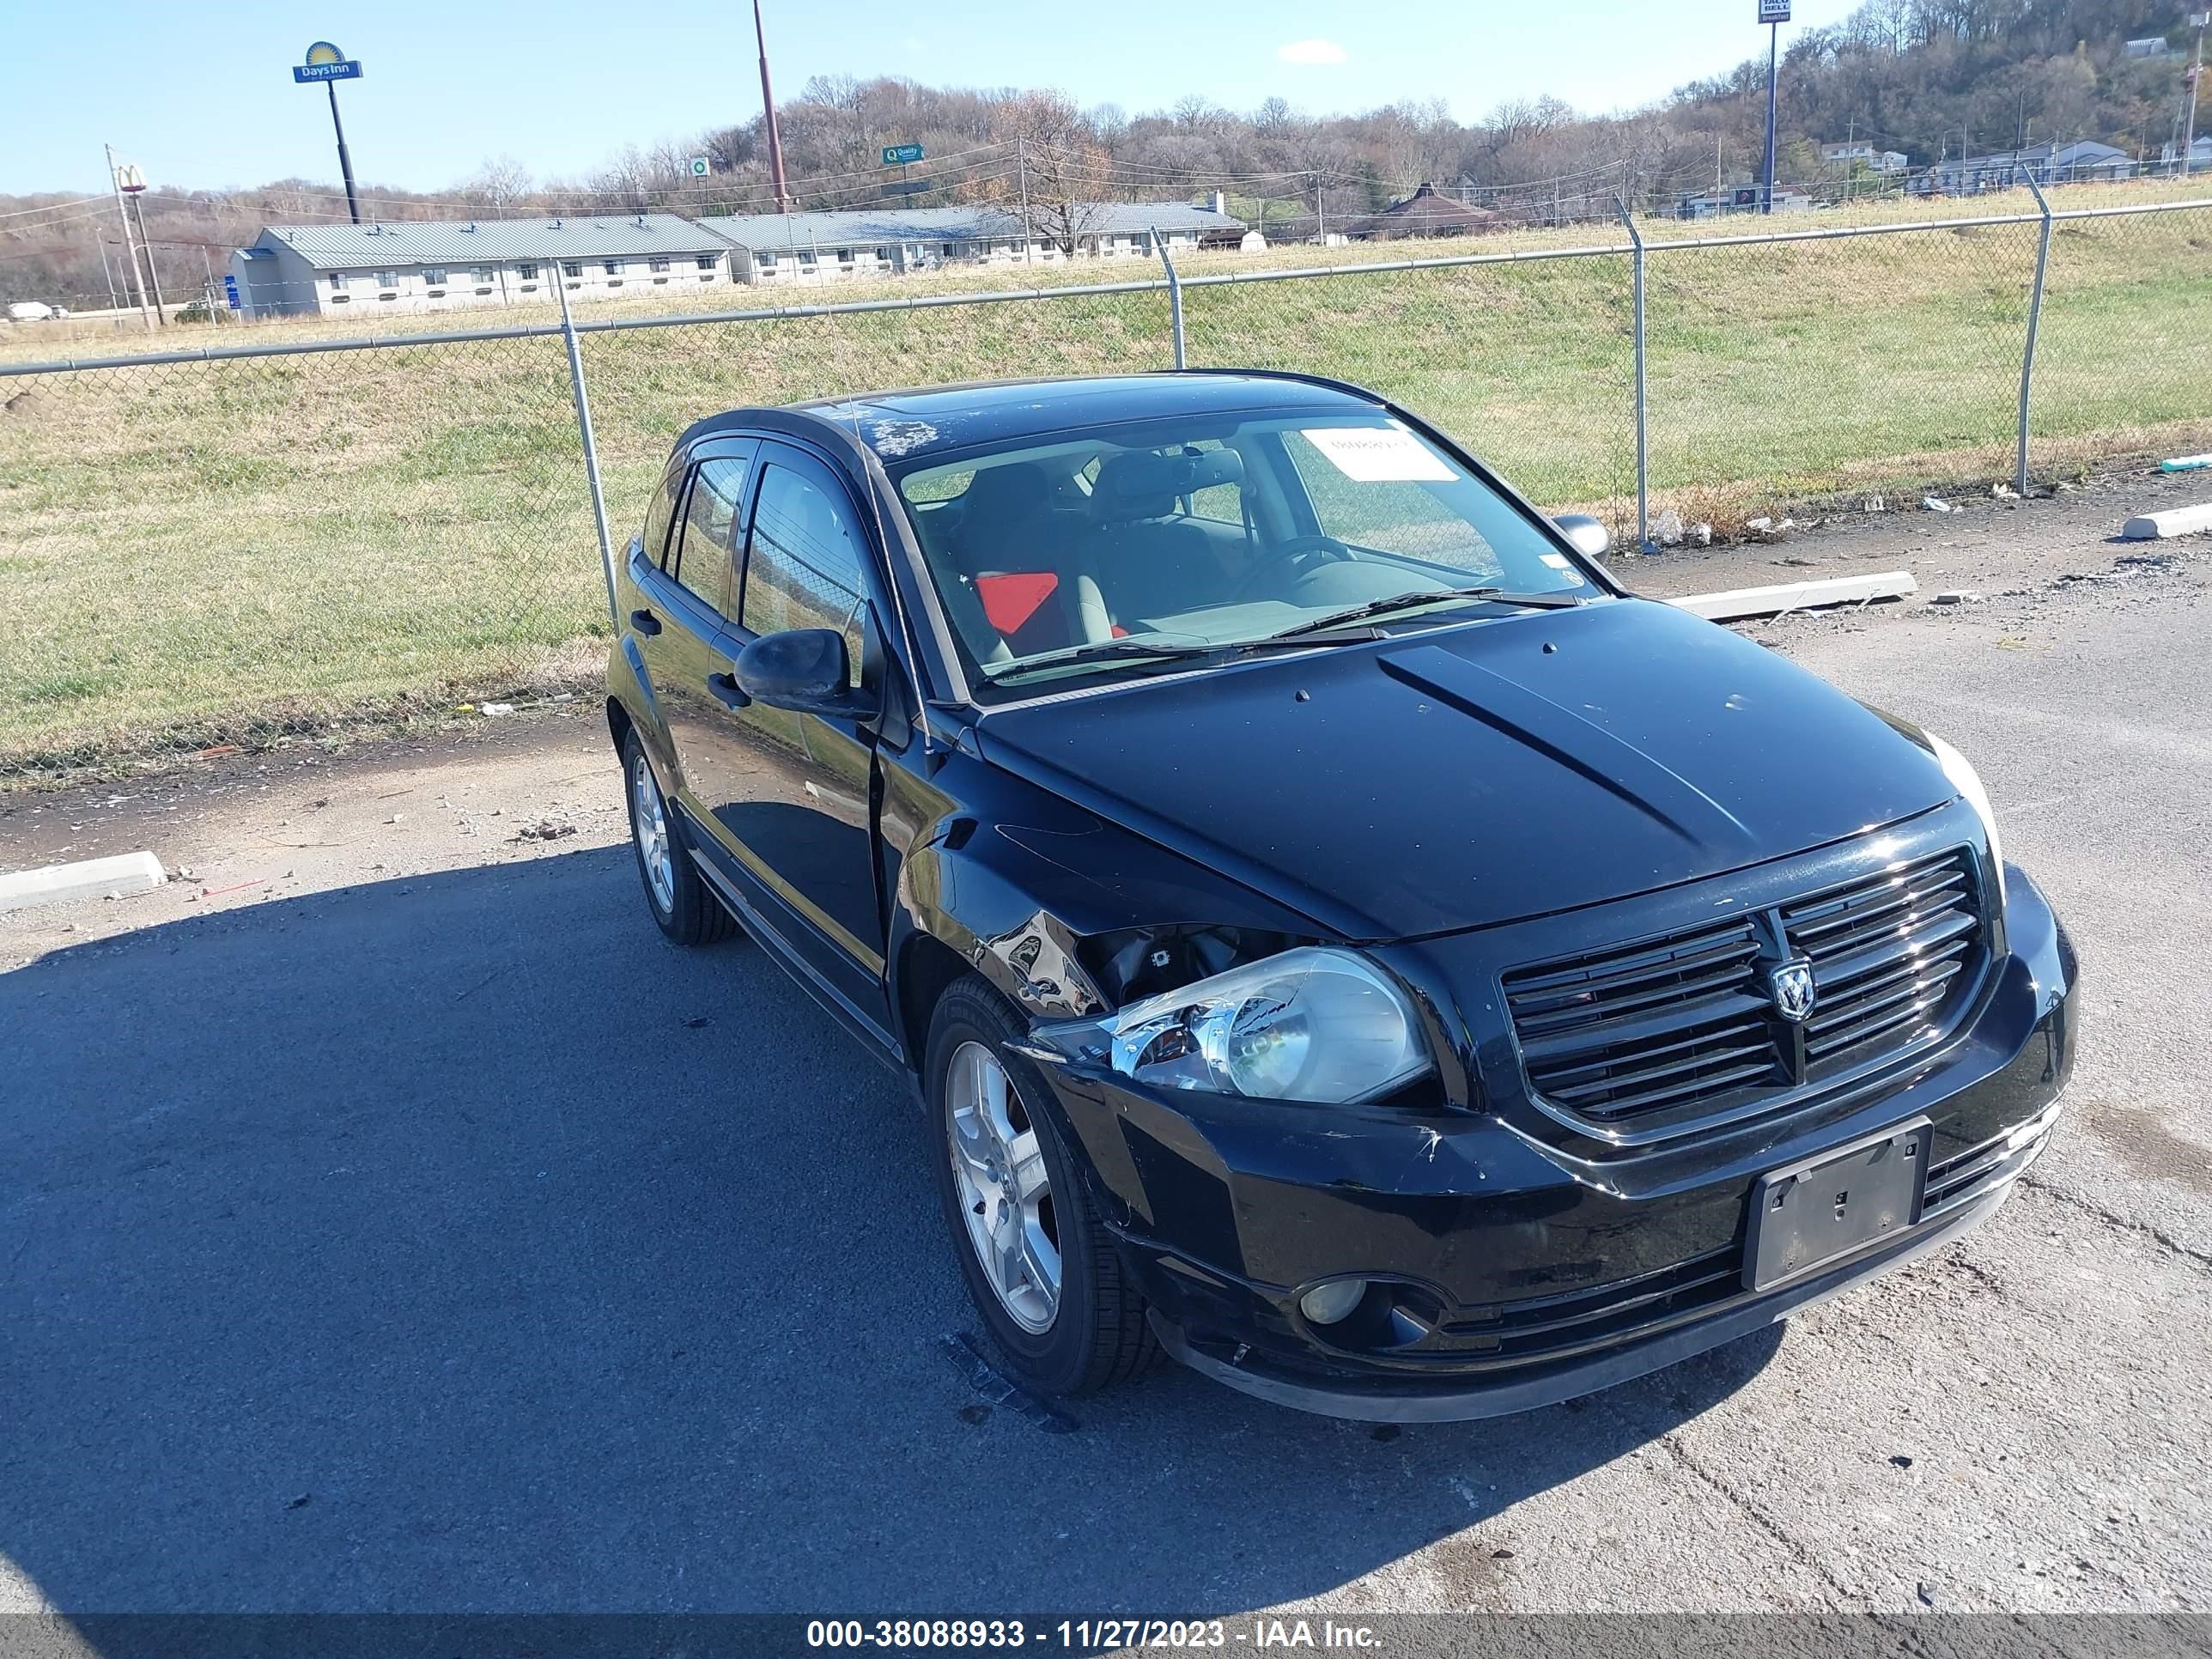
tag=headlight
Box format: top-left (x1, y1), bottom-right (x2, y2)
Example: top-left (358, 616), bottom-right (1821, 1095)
top-left (1927, 732), bottom-right (2005, 907)
top-left (1044, 946), bottom-right (1433, 1104)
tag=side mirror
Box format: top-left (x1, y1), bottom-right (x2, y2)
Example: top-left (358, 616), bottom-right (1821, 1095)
top-left (734, 628), bottom-right (880, 721)
top-left (1553, 514), bottom-right (1611, 563)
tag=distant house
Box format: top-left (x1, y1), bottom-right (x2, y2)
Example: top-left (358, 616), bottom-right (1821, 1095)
top-left (711, 202), bottom-right (1242, 285)
top-left (228, 214), bottom-right (743, 319)
top-left (1822, 142), bottom-right (1909, 173)
top-left (1344, 183), bottom-right (1502, 240)
top-left (2161, 136), bottom-right (2212, 168)
top-left (1678, 185), bottom-right (1813, 219)
top-left (1911, 140), bottom-right (2133, 195)
top-left (2124, 37), bottom-right (2172, 57)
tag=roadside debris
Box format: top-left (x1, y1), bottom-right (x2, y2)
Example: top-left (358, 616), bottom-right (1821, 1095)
top-left (2159, 453), bottom-right (2212, 473)
top-left (1991, 482), bottom-right (2018, 499)
top-left (480, 702), bottom-right (517, 718)
top-left (1931, 592), bottom-right (1984, 605)
top-left (1922, 496), bottom-right (1954, 514)
top-left (512, 819), bottom-right (576, 842)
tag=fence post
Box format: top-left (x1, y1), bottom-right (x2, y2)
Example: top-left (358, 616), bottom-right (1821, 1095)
top-left (2015, 176), bottom-right (2054, 498)
top-left (1152, 226), bottom-right (1186, 370)
top-left (556, 275), bottom-right (620, 625)
top-left (1612, 196), bottom-right (1650, 551)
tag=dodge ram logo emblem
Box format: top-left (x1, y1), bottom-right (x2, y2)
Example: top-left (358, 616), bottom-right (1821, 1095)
top-left (1768, 960), bottom-right (1818, 1023)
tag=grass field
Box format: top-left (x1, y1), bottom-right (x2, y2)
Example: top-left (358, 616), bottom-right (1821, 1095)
top-left (3, 184), bottom-right (2208, 781)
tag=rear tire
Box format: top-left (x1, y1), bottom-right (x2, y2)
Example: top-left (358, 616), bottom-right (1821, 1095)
top-left (620, 729), bottom-right (737, 947)
top-left (926, 975), bottom-right (1157, 1397)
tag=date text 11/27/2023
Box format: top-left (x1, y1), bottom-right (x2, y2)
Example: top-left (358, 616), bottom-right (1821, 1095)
top-left (805, 1619), bottom-right (1384, 1650)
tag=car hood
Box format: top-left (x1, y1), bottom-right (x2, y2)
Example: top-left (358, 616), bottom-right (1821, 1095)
top-left (971, 598), bottom-right (1954, 942)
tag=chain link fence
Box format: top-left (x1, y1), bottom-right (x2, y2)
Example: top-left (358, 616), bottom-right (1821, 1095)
top-left (3, 195), bottom-right (2206, 790)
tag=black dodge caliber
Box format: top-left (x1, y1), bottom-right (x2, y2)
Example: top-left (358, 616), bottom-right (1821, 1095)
top-left (605, 371), bottom-right (2076, 1421)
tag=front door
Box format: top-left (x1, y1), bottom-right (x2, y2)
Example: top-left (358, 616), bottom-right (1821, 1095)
top-left (686, 442), bottom-right (890, 1038)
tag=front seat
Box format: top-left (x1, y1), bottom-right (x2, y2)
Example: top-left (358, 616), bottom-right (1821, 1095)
top-left (1085, 452), bottom-right (1237, 626)
top-left (948, 462), bottom-right (1110, 654)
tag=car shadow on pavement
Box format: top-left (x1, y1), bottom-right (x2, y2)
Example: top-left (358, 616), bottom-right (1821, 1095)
top-left (0, 848), bottom-right (1782, 1616)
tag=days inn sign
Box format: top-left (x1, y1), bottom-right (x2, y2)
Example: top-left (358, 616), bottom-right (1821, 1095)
top-left (292, 41), bottom-right (362, 82)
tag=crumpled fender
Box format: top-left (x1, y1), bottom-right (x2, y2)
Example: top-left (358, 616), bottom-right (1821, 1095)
top-left (886, 746), bottom-right (1331, 1026)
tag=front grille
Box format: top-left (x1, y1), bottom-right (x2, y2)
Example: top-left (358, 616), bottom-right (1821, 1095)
top-left (1504, 848), bottom-right (1986, 1133)
top-left (1782, 852), bottom-right (1982, 1075)
top-left (1504, 918), bottom-right (1784, 1121)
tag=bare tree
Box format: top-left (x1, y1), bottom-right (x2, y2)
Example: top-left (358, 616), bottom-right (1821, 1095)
top-left (991, 93), bottom-right (1114, 255)
top-left (458, 155), bottom-right (533, 215)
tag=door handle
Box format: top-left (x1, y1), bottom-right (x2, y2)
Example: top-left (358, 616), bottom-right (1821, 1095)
top-left (629, 608), bottom-right (662, 637)
top-left (707, 672), bottom-right (750, 710)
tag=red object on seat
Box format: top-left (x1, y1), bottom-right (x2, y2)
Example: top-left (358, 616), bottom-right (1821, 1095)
top-left (975, 572), bottom-right (1059, 635)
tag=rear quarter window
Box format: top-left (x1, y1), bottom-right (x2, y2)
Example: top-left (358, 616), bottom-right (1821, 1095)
top-left (642, 461), bottom-right (686, 568)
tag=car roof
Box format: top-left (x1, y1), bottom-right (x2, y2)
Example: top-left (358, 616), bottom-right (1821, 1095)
top-left (676, 371), bottom-right (1386, 469)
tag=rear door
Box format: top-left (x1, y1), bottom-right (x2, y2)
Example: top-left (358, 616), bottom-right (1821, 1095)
top-left (631, 441), bottom-right (757, 811)
top-left (684, 441), bottom-right (893, 1038)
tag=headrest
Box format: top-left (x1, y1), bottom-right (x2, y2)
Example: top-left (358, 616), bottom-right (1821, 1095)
top-left (958, 461), bottom-right (1050, 522)
top-left (1093, 447), bottom-right (1243, 522)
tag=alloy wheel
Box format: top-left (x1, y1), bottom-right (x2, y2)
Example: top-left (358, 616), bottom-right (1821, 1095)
top-left (630, 751), bottom-right (676, 914)
top-left (945, 1039), bottom-right (1060, 1334)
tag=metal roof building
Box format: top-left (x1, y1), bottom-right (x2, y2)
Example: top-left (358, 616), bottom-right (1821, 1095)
top-left (229, 213), bottom-right (748, 319)
top-left (227, 201), bottom-right (1248, 316)
top-left (705, 201), bottom-right (1245, 284)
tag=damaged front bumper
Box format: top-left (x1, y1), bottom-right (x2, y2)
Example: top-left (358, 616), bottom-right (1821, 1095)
top-left (1023, 866), bottom-right (2077, 1422)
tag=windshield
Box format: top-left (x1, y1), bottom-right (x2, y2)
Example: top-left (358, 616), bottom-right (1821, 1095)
top-left (888, 410), bottom-right (1601, 698)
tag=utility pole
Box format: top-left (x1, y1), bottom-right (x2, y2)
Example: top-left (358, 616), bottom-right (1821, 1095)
top-left (1315, 170), bottom-right (1325, 244)
top-left (2185, 11), bottom-right (2208, 179)
top-left (104, 143), bottom-right (153, 334)
top-left (96, 239), bottom-right (119, 310)
top-left (753, 0), bottom-right (791, 213)
top-left (1018, 132), bottom-right (1032, 264)
top-left (128, 191), bottom-right (168, 322)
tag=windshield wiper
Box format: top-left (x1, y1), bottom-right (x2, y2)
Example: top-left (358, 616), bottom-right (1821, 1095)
top-left (1260, 585), bottom-right (1584, 642)
top-left (980, 637), bottom-right (1221, 684)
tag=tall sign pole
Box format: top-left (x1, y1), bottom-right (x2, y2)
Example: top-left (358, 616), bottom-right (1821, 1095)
top-left (104, 144), bottom-right (154, 334)
top-left (293, 43), bottom-right (364, 225)
top-left (754, 0), bottom-right (791, 214)
top-left (1759, 0), bottom-right (1790, 213)
top-left (2185, 11), bottom-right (2209, 179)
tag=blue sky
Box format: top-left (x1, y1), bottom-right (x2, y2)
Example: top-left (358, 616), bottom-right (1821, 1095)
top-left (0, 0), bottom-right (1860, 196)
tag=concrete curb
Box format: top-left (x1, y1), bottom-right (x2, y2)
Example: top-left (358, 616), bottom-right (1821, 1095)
top-left (2123, 503), bottom-right (2212, 540)
top-left (0, 850), bottom-right (166, 915)
top-left (1667, 569), bottom-right (1917, 623)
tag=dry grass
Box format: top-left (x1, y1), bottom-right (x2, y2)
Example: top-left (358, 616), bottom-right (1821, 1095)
top-left (2, 185), bottom-right (2207, 780)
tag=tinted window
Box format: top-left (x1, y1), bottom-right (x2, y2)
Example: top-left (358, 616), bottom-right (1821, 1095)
top-left (672, 454), bottom-right (751, 611)
top-left (741, 465), bottom-right (869, 686)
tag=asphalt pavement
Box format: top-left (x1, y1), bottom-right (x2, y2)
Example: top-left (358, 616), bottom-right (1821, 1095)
top-left (2, 498), bottom-right (2208, 1617)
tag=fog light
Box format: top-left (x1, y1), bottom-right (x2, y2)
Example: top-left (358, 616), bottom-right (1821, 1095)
top-left (1299, 1279), bottom-right (1367, 1326)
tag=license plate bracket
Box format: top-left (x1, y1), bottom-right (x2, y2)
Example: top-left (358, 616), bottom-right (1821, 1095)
top-left (1745, 1119), bottom-right (1930, 1291)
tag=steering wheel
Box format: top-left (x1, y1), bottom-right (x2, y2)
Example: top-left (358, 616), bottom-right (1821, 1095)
top-left (1229, 534), bottom-right (1357, 603)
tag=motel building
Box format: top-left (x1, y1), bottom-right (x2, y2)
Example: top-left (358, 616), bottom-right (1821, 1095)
top-left (714, 201), bottom-right (1246, 287)
top-left (228, 214), bottom-right (744, 319)
top-left (228, 202), bottom-right (1248, 317)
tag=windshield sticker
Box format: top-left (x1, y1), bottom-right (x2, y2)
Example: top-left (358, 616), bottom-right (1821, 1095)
top-left (1540, 552), bottom-right (1571, 568)
top-left (1302, 427), bottom-right (1456, 483)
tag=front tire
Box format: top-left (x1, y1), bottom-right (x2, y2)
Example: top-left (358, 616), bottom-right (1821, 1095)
top-left (926, 975), bottom-right (1156, 1397)
top-left (620, 729), bottom-right (736, 947)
